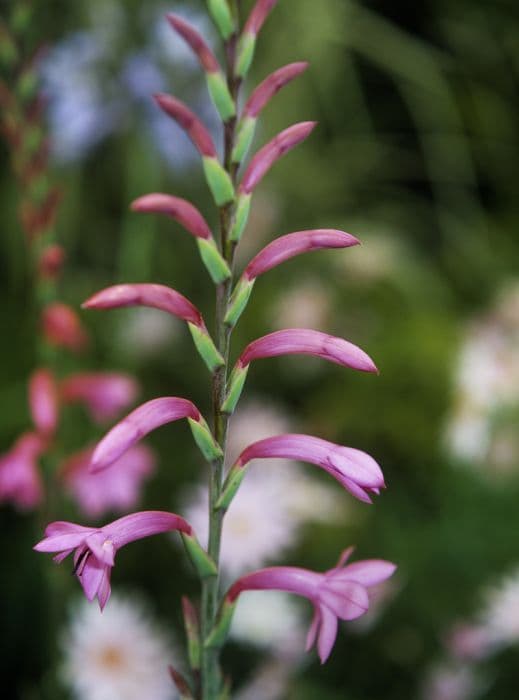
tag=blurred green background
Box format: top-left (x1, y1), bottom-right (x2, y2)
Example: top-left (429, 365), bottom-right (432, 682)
top-left (1, 0), bottom-right (519, 698)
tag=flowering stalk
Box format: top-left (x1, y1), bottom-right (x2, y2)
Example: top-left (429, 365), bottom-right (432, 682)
top-left (36, 1), bottom-right (397, 697)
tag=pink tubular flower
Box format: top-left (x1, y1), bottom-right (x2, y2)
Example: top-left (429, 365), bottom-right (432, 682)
top-left (238, 329), bottom-right (377, 373)
top-left (42, 302), bottom-right (88, 352)
top-left (90, 397), bottom-right (201, 472)
top-left (0, 432), bottom-right (44, 510)
top-left (34, 511), bottom-right (192, 608)
top-left (244, 62), bottom-right (309, 119)
top-left (154, 93), bottom-right (216, 158)
top-left (239, 122), bottom-right (317, 195)
top-left (83, 284), bottom-right (204, 328)
top-left (245, 230), bottom-right (359, 279)
top-left (60, 445), bottom-right (155, 518)
top-left (167, 14), bottom-right (219, 73)
top-left (60, 373), bottom-right (139, 424)
top-left (233, 433), bottom-right (384, 503)
top-left (244, 0), bottom-right (279, 36)
top-left (227, 547), bottom-right (396, 662)
top-left (130, 194), bottom-right (212, 240)
top-left (29, 368), bottom-right (58, 436)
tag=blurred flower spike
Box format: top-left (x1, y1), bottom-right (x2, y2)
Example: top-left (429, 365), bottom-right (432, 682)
top-left (226, 548), bottom-right (396, 662)
top-left (0, 433), bottom-right (44, 510)
top-left (34, 511), bottom-right (193, 609)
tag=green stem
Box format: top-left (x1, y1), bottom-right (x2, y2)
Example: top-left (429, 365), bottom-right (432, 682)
top-left (200, 3), bottom-right (241, 697)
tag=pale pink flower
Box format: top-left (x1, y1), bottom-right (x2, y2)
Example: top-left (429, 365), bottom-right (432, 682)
top-left (60, 373), bottom-right (139, 424)
top-left (0, 432), bottom-right (44, 510)
top-left (29, 368), bottom-right (58, 436)
top-left (60, 445), bottom-right (155, 518)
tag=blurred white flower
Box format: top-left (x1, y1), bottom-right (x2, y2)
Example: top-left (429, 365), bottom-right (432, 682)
top-left (182, 400), bottom-right (346, 579)
top-left (117, 307), bottom-right (180, 359)
top-left (422, 663), bottom-right (479, 700)
top-left (62, 595), bottom-right (177, 700)
top-left (272, 280), bottom-right (331, 331)
top-left (478, 566), bottom-right (519, 649)
top-left (445, 280), bottom-right (519, 473)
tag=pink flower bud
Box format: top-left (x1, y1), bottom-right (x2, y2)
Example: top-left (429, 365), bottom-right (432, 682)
top-left (167, 14), bottom-right (219, 73)
top-left (237, 328), bottom-right (378, 374)
top-left (244, 229), bottom-right (360, 280)
top-left (244, 62), bottom-right (309, 119)
top-left (29, 368), bottom-right (58, 436)
top-left (83, 284), bottom-right (205, 328)
top-left (42, 303), bottom-right (88, 352)
top-left (154, 93), bottom-right (217, 157)
top-left (240, 122), bottom-right (317, 194)
top-left (244, 0), bottom-right (279, 36)
top-left (38, 244), bottom-right (65, 280)
top-left (131, 194), bottom-right (212, 240)
top-left (60, 373), bottom-right (139, 424)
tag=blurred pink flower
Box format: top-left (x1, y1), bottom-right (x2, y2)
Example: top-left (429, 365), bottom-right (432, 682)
top-left (228, 547), bottom-right (396, 663)
top-left (0, 432), bottom-right (44, 510)
top-left (42, 302), bottom-right (88, 352)
top-left (34, 511), bottom-right (192, 608)
top-left (60, 372), bottom-right (139, 424)
top-left (60, 444), bottom-right (155, 518)
top-left (29, 368), bottom-right (58, 436)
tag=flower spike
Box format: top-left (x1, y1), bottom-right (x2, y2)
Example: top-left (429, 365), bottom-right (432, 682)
top-left (219, 434), bottom-right (385, 507)
top-left (223, 329), bottom-right (377, 413)
top-left (237, 0), bottom-right (279, 77)
top-left (167, 14), bottom-right (235, 121)
top-left (154, 93), bottom-right (234, 206)
top-left (233, 62), bottom-right (309, 163)
top-left (83, 284), bottom-right (224, 371)
top-left (226, 551), bottom-right (396, 662)
top-left (34, 511), bottom-right (193, 609)
top-left (90, 397), bottom-right (222, 473)
top-left (226, 230), bottom-right (359, 326)
top-left (130, 195), bottom-right (231, 284)
top-left (231, 122), bottom-right (317, 242)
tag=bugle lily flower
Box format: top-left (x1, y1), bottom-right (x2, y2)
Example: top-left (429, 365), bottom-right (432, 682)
top-left (60, 372), bottom-right (139, 424)
top-left (0, 432), bottom-right (44, 510)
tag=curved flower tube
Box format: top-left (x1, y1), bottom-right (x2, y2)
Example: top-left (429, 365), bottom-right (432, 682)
top-left (225, 230), bottom-right (360, 326)
top-left (231, 122), bottom-right (317, 241)
top-left (83, 284), bottom-right (224, 371)
top-left (131, 194), bottom-right (212, 240)
top-left (34, 511), bottom-right (193, 609)
top-left (90, 397), bottom-right (222, 473)
top-left (219, 433), bottom-right (385, 506)
top-left (237, 0), bottom-right (279, 76)
top-left (167, 14), bottom-right (235, 121)
top-left (29, 368), bottom-right (58, 436)
top-left (60, 372), bottom-right (139, 424)
top-left (0, 432), bottom-right (44, 510)
top-left (232, 62), bottom-right (309, 163)
top-left (223, 329), bottom-right (377, 413)
top-left (226, 548), bottom-right (396, 662)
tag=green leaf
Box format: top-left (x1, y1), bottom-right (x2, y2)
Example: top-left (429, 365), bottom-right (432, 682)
top-left (197, 238), bottom-right (231, 284)
top-left (207, 0), bottom-right (235, 39)
top-left (224, 277), bottom-right (255, 327)
top-left (188, 322), bottom-right (225, 372)
top-left (182, 533), bottom-right (218, 579)
top-left (207, 71), bottom-right (236, 122)
top-left (229, 193), bottom-right (251, 242)
top-left (188, 417), bottom-right (223, 461)
top-left (215, 464), bottom-right (247, 511)
top-left (232, 116), bottom-right (256, 164)
top-left (221, 364), bottom-right (249, 414)
top-left (236, 32), bottom-right (256, 78)
top-left (202, 157), bottom-right (235, 206)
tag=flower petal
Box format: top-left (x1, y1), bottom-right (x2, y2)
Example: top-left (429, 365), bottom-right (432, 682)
top-left (244, 62), bottom-right (309, 118)
top-left (131, 193), bottom-right (212, 239)
top-left (103, 510), bottom-right (192, 548)
top-left (317, 605), bottom-right (338, 664)
top-left (167, 14), bottom-right (219, 73)
top-left (154, 93), bottom-right (217, 157)
top-left (338, 560), bottom-right (397, 587)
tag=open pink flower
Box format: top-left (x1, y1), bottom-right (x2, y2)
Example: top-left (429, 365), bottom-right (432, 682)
top-left (238, 329), bottom-right (377, 373)
top-left (130, 194), bottom-right (212, 240)
top-left (83, 284), bottom-right (204, 329)
top-left (90, 397), bottom-right (201, 472)
top-left (240, 122), bottom-right (316, 195)
top-left (42, 302), bottom-right (88, 352)
top-left (232, 433), bottom-right (385, 503)
top-left (60, 373), bottom-right (139, 424)
top-left (60, 445), bottom-right (155, 518)
top-left (0, 432), bottom-right (44, 510)
top-left (34, 511), bottom-right (192, 608)
top-left (227, 547), bottom-right (396, 662)
top-left (154, 93), bottom-right (216, 158)
top-left (29, 368), bottom-right (58, 436)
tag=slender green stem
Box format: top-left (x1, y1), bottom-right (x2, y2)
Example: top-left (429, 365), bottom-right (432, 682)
top-left (200, 4), bottom-right (241, 696)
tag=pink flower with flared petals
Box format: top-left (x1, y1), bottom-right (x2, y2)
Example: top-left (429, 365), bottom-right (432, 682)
top-left (34, 511), bottom-right (192, 608)
top-left (234, 433), bottom-right (384, 503)
top-left (130, 194), bottom-right (212, 239)
top-left (167, 14), bottom-right (219, 73)
top-left (90, 397), bottom-right (201, 472)
top-left (29, 368), bottom-right (58, 436)
top-left (244, 229), bottom-right (359, 280)
top-left (239, 122), bottom-right (316, 195)
top-left (42, 302), bottom-right (88, 352)
top-left (237, 329), bottom-right (377, 374)
top-left (227, 547), bottom-right (396, 662)
top-left (60, 373), bottom-right (139, 424)
top-left (243, 62), bottom-right (309, 119)
top-left (82, 284), bottom-right (204, 328)
top-left (154, 93), bottom-right (216, 157)
top-left (244, 0), bottom-right (279, 36)
top-left (60, 445), bottom-right (155, 518)
top-left (0, 432), bottom-right (44, 510)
